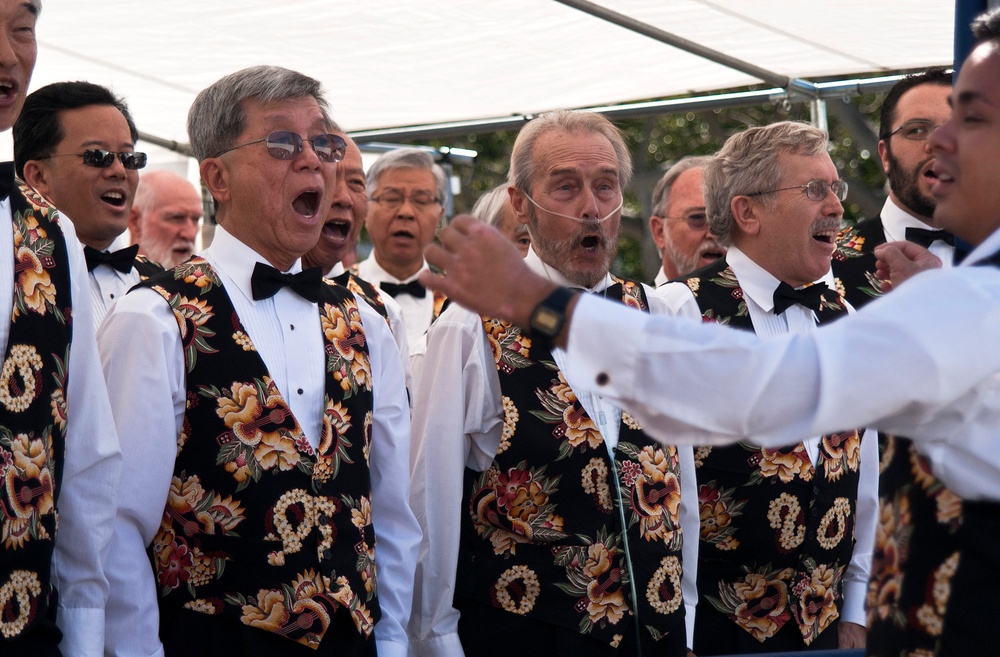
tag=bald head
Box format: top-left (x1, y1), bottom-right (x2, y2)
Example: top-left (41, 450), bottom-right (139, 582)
top-left (129, 170), bottom-right (203, 268)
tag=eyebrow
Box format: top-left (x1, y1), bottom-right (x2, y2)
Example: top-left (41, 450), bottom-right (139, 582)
top-left (951, 89), bottom-right (995, 108)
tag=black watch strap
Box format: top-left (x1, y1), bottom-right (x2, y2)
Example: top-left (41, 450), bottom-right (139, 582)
top-left (528, 286), bottom-right (576, 348)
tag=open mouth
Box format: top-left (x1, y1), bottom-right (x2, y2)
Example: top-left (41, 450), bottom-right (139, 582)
top-left (811, 229), bottom-right (837, 244)
top-left (322, 219), bottom-right (351, 239)
top-left (391, 229), bottom-right (415, 240)
top-left (700, 247), bottom-right (725, 262)
top-left (580, 235), bottom-right (600, 250)
top-left (292, 191), bottom-right (320, 218)
top-left (101, 191), bottom-right (127, 208)
top-left (0, 81), bottom-right (14, 100)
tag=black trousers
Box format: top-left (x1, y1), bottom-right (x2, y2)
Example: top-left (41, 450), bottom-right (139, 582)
top-left (160, 605), bottom-right (377, 657)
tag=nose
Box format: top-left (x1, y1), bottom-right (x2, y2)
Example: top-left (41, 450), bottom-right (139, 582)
top-left (180, 217), bottom-right (200, 240)
top-left (331, 173), bottom-right (352, 209)
top-left (579, 187), bottom-right (601, 221)
top-left (928, 120), bottom-right (952, 155)
top-left (293, 139), bottom-right (323, 170)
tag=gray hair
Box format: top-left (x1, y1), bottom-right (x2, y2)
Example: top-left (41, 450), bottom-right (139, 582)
top-left (187, 65), bottom-right (335, 163)
top-left (705, 121), bottom-right (829, 246)
top-left (508, 110), bottom-right (633, 194)
top-left (365, 147), bottom-right (448, 204)
top-left (471, 184), bottom-right (512, 229)
top-left (651, 155), bottom-right (714, 217)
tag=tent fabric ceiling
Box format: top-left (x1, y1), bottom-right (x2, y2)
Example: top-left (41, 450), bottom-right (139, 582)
top-left (33, 0), bottom-right (953, 152)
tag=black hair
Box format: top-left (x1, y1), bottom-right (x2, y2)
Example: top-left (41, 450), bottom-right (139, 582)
top-left (13, 80), bottom-right (138, 179)
top-left (878, 67), bottom-right (953, 140)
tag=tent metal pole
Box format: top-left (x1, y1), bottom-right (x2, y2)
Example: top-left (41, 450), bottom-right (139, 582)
top-left (552, 0), bottom-right (796, 91)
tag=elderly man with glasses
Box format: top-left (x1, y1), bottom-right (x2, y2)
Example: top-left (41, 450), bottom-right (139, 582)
top-left (14, 81), bottom-right (164, 328)
top-left (655, 120), bottom-right (877, 655)
top-left (832, 68), bottom-right (954, 309)
top-left (99, 65), bottom-right (420, 657)
top-left (648, 155), bottom-right (725, 287)
top-left (357, 148), bottom-right (448, 358)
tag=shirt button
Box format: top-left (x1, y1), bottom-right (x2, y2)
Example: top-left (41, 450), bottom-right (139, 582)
top-left (290, 324), bottom-right (295, 331)
top-left (297, 388), bottom-right (304, 395)
top-left (110, 293), bottom-right (116, 299)
top-left (596, 372), bottom-right (610, 386)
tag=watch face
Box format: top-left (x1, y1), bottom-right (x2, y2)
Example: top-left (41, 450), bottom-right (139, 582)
top-left (533, 308), bottom-right (561, 335)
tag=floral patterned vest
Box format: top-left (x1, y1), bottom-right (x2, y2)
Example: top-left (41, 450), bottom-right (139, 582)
top-left (133, 254), bottom-right (166, 280)
top-left (457, 277), bottom-right (687, 653)
top-left (831, 216), bottom-right (888, 310)
top-left (140, 258), bottom-right (380, 650)
top-left (872, 251), bottom-right (1000, 657)
top-left (333, 271), bottom-right (388, 321)
top-left (677, 258), bottom-right (862, 647)
top-left (0, 175), bottom-right (73, 646)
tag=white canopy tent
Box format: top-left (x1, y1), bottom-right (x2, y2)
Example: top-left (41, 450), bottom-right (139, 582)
top-left (5, 0), bottom-right (953, 172)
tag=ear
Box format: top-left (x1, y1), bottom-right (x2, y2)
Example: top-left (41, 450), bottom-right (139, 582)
top-left (649, 214), bottom-right (666, 250)
top-left (877, 139), bottom-right (891, 175)
top-left (199, 158), bottom-right (230, 207)
top-left (731, 195), bottom-right (760, 237)
top-left (127, 206), bottom-right (141, 244)
top-left (509, 187), bottom-right (529, 226)
top-left (22, 160), bottom-right (54, 201)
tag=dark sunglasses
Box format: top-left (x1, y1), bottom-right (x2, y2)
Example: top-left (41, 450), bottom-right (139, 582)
top-left (214, 131), bottom-right (346, 163)
top-left (40, 149), bottom-right (148, 170)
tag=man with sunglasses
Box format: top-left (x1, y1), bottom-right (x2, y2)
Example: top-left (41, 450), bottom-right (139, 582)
top-left (410, 110), bottom-right (698, 657)
top-left (0, 3), bottom-right (123, 656)
top-left (654, 121), bottom-right (876, 655)
top-left (14, 81), bottom-right (162, 328)
top-left (99, 65), bottom-right (419, 657)
top-left (648, 155), bottom-right (725, 287)
top-left (832, 68), bottom-right (954, 309)
top-left (357, 148), bottom-right (447, 359)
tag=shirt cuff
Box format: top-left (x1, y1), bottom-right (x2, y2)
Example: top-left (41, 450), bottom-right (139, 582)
top-left (562, 294), bottom-right (645, 397)
top-left (57, 606), bottom-right (105, 657)
top-left (840, 579), bottom-right (869, 627)
top-left (410, 631), bottom-right (466, 657)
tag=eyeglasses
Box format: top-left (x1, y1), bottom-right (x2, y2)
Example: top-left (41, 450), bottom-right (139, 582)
top-left (41, 149), bottom-right (148, 170)
top-left (371, 191), bottom-right (441, 211)
top-left (886, 119), bottom-right (939, 141)
top-left (214, 131), bottom-right (346, 162)
top-left (668, 211), bottom-right (709, 231)
top-left (747, 179), bottom-right (848, 202)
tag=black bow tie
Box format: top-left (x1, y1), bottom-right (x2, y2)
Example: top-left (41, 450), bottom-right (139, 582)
top-left (84, 244), bottom-right (139, 273)
top-left (905, 226), bottom-right (955, 248)
top-left (379, 279), bottom-right (426, 299)
top-left (332, 271), bottom-right (352, 286)
top-left (772, 281), bottom-right (829, 315)
top-left (250, 262), bottom-right (323, 303)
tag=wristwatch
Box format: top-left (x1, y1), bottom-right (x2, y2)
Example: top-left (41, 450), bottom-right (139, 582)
top-left (528, 286), bottom-right (576, 348)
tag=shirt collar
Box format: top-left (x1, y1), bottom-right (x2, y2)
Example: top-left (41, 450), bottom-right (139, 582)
top-left (880, 196), bottom-right (939, 242)
top-left (962, 225), bottom-right (1000, 267)
top-left (524, 246), bottom-right (615, 293)
top-left (202, 225), bottom-right (304, 305)
top-left (724, 245), bottom-right (787, 313)
top-left (360, 252), bottom-right (428, 284)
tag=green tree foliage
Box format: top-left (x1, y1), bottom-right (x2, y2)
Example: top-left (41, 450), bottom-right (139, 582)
top-left (394, 84), bottom-right (891, 281)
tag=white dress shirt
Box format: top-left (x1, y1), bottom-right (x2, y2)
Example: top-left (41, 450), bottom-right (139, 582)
top-left (654, 246), bottom-right (877, 627)
top-left (0, 194), bottom-right (121, 656)
top-left (409, 247), bottom-right (700, 656)
top-left (100, 226), bottom-right (420, 657)
top-left (88, 259), bottom-right (142, 329)
top-left (562, 226), bottom-right (1000, 503)
top-left (880, 197), bottom-right (955, 266)
top-left (653, 265), bottom-right (669, 288)
top-left (328, 261), bottom-right (413, 399)
top-left (356, 254), bottom-right (435, 358)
